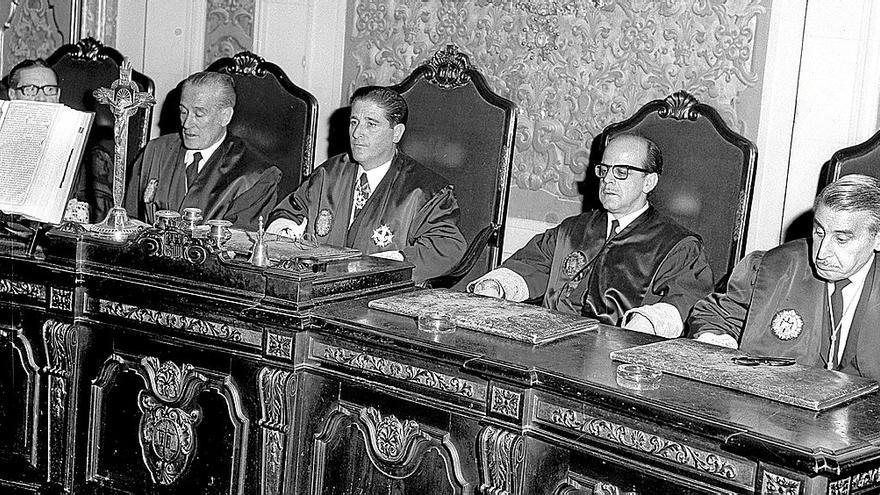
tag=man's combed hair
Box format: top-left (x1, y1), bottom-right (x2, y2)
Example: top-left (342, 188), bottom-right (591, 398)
top-left (350, 86), bottom-right (408, 126)
top-left (183, 71), bottom-right (236, 109)
top-left (9, 58), bottom-right (55, 88)
top-left (816, 174), bottom-right (880, 233)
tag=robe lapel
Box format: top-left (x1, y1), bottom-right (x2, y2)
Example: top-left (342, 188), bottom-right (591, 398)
top-left (842, 257), bottom-right (880, 378)
top-left (153, 145), bottom-right (187, 222)
top-left (348, 155), bottom-right (401, 245)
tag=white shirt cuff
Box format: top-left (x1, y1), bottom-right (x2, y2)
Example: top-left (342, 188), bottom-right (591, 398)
top-left (370, 250), bottom-right (405, 261)
top-left (266, 217), bottom-right (307, 238)
top-left (622, 303), bottom-right (683, 338)
top-left (467, 267), bottom-right (530, 302)
top-left (694, 332), bottom-right (739, 349)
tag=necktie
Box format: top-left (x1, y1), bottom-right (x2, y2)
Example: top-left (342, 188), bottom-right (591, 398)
top-left (608, 218), bottom-right (620, 240)
top-left (829, 278), bottom-right (851, 368)
top-left (353, 172), bottom-right (371, 214)
top-left (185, 151), bottom-right (203, 190)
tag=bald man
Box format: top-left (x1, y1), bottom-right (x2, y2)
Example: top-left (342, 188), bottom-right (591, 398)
top-left (125, 71), bottom-right (280, 230)
top-left (470, 134), bottom-right (713, 337)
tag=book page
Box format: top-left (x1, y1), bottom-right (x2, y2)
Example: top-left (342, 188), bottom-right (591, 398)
top-left (0, 101), bottom-right (93, 223)
top-left (0, 101), bottom-right (58, 206)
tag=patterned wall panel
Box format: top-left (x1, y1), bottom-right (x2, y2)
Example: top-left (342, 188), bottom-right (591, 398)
top-left (3, 0), bottom-right (65, 73)
top-left (205, 0), bottom-right (255, 67)
top-left (345, 0), bottom-right (767, 222)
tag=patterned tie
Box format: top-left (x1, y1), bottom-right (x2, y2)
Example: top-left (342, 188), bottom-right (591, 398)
top-left (608, 218), bottom-right (620, 240)
top-left (185, 151), bottom-right (203, 190)
top-left (829, 278), bottom-right (851, 369)
top-left (353, 172), bottom-right (371, 214)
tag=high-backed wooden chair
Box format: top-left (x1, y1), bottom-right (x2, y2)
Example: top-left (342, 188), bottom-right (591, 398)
top-left (825, 130), bottom-right (880, 184)
top-left (594, 91), bottom-right (758, 283)
top-left (206, 51), bottom-right (318, 200)
top-left (47, 37), bottom-right (155, 221)
top-left (390, 44), bottom-right (517, 288)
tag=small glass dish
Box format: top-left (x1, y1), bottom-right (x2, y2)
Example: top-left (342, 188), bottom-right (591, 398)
top-left (417, 313), bottom-right (456, 334)
top-left (616, 363), bottom-right (662, 391)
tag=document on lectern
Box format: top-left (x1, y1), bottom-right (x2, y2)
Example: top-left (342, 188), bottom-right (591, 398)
top-left (0, 100), bottom-right (94, 224)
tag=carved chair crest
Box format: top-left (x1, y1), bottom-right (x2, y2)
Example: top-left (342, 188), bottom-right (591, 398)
top-left (423, 44), bottom-right (473, 89)
top-left (65, 37), bottom-right (110, 61)
top-left (659, 90), bottom-right (700, 121)
top-left (220, 51), bottom-right (268, 78)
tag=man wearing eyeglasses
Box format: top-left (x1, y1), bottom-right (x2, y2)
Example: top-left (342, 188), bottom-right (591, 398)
top-left (469, 133), bottom-right (713, 337)
top-left (6, 59), bottom-right (60, 103)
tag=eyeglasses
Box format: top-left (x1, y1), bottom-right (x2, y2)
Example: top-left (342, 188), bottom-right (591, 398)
top-left (594, 163), bottom-right (652, 180)
top-left (13, 84), bottom-right (60, 97)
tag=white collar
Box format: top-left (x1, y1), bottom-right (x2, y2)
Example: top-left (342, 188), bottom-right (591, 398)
top-left (184, 132), bottom-right (226, 173)
top-left (827, 256), bottom-right (873, 292)
top-left (608, 202), bottom-right (650, 235)
top-left (357, 157), bottom-right (393, 190)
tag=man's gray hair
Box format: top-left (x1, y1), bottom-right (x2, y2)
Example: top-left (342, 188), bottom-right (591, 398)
top-left (815, 174), bottom-right (880, 233)
top-left (182, 71), bottom-right (236, 109)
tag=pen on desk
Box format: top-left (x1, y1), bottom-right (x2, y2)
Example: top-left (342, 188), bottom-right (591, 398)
top-left (59, 147), bottom-right (74, 188)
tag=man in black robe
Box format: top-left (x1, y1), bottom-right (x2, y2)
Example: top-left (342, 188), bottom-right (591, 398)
top-left (125, 71), bottom-right (280, 230)
top-left (689, 175), bottom-right (880, 380)
top-left (470, 134), bottom-right (713, 337)
top-left (267, 86), bottom-right (465, 284)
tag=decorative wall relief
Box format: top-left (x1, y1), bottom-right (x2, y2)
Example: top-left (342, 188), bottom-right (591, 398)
top-left (346, 0), bottom-right (766, 220)
top-left (204, 0), bottom-right (255, 66)
top-left (79, 0), bottom-right (118, 45)
top-left (4, 0), bottom-right (64, 72)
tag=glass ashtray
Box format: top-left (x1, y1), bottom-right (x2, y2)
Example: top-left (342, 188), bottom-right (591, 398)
top-left (417, 313), bottom-right (456, 334)
top-left (616, 363), bottom-right (662, 391)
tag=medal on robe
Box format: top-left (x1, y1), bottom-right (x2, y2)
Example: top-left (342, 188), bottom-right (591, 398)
top-left (143, 178), bottom-right (158, 203)
top-left (315, 209), bottom-right (333, 237)
top-left (371, 225), bottom-right (393, 247)
top-left (562, 251), bottom-right (588, 279)
top-left (770, 309), bottom-right (803, 340)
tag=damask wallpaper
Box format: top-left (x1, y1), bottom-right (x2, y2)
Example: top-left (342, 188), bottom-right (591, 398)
top-left (204, 0), bottom-right (255, 66)
top-left (343, 0), bottom-right (770, 223)
top-left (2, 0), bottom-right (67, 75)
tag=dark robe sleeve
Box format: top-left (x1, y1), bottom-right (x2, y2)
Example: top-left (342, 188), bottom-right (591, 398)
top-left (267, 166), bottom-right (325, 226)
top-left (124, 149), bottom-right (146, 221)
top-left (687, 250), bottom-right (766, 341)
top-left (401, 186), bottom-right (466, 283)
top-left (221, 166), bottom-right (282, 230)
top-left (501, 225), bottom-right (560, 300)
top-left (641, 236), bottom-right (714, 320)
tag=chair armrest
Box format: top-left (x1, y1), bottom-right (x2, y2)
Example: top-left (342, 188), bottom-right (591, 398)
top-left (425, 223), bottom-right (499, 288)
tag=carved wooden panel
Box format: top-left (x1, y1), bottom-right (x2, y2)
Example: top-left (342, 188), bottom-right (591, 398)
top-left (258, 367), bottom-right (295, 495)
top-left (0, 323), bottom-right (41, 469)
top-left (478, 425), bottom-right (525, 495)
top-left (42, 319), bottom-right (79, 487)
top-left (311, 405), bottom-right (470, 494)
top-left (85, 353), bottom-right (250, 493)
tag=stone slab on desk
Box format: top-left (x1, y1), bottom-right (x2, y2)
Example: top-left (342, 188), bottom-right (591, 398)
top-left (368, 288), bottom-right (597, 345)
top-left (610, 338), bottom-right (879, 411)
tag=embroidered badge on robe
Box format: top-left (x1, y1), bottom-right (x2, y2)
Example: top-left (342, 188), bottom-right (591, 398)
top-left (143, 178), bottom-right (158, 203)
top-left (315, 209), bottom-right (333, 237)
top-left (562, 251), bottom-right (588, 279)
top-left (770, 309), bottom-right (804, 340)
top-left (371, 225), bottom-right (393, 247)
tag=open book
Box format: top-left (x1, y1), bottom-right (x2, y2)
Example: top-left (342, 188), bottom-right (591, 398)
top-left (0, 100), bottom-right (93, 224)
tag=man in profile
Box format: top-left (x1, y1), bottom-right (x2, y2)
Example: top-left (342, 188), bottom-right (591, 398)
top-left (470, 134), bottom-right (714, 337)
top-left (266, 86), bottom-right (465, 284)
top-left (689, 174), bottom-right (880, 380)
top-left (125, 71), bottom-right (280, 229)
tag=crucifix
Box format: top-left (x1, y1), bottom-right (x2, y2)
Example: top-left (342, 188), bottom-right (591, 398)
top-left (90, 58), bottom-right (156, 240)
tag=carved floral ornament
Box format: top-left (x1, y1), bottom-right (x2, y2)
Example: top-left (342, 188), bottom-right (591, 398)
top-left (348, 0), bottom-right (764, 199)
